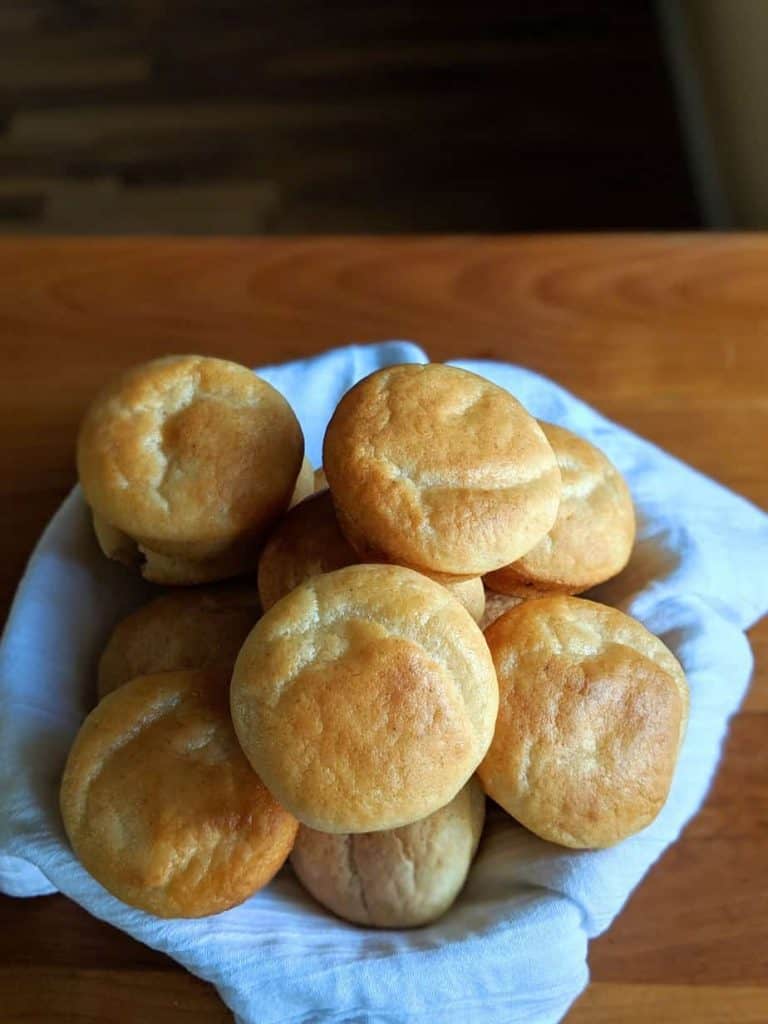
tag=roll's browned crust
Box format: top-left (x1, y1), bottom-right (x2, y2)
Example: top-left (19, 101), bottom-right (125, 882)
top-left (484, 423), bottom-right (635, 597)
top-left (60, 667), bottom-right (298, 918)
top-left (231, 564), bottom-right (499, 833)
top-left (479, 595), bottom-right (688, 848)
top-left (323, 364), bottom-right (561, 576)
top-left (78, 355), bottom-right (304, 584)
top-left (97, 585), bottom-right (261, 699)
top-left (291, 777), bottom-right (485, 927)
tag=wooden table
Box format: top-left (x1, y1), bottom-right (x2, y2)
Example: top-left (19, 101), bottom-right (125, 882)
top-left (0, 236), bottom-right (765, 1023)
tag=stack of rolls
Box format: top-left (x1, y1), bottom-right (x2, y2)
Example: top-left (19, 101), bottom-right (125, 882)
top-left (60, 355), bottom-right (688, 926)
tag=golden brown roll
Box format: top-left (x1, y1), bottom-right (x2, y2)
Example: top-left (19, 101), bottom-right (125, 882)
top-left (289, 456), bottom-right (315, 508)
top-left (323, 364), bottom-right (561, 576)
top-left (231, 564), bottom-right (499, 833)
top-left (291, 778), bottom-right (485, 928)
top-left (313, 467), bottom-right (328, 492)
top-left (258, 490), bottom-right (487, 622)
top-left (97, 585), bottom-right (261, 699)
top-left (78, 355), bottom-right (304, 584)
top-left (60, 667), bottom-right (298, 918)
top-left (478, 596), bottom-right (688, 849)
top-left (478, 589), bottom-right (523, 631)
top-left (484, 423), bottom-right (635, 597)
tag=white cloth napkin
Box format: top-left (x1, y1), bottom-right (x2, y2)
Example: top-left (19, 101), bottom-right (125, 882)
top-left (1, 342), bottom-right (766, 1024)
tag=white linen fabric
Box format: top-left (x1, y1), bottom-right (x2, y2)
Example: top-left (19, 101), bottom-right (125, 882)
top-left (1, 342), bottom-right (766, 1024)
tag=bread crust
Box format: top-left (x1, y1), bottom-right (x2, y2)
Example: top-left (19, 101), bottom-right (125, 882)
top-left (232, 564), bottom-right (499, 833)
top-left (60, 667), bottom-right (298, 917)
top-left (291, 778), bottom-right (486, 927)
top-left (479, 595), bottom-right (688, 848)
top-left (78, 355), bottom-right (304, 582)
top-left (323, 364), bottom-right (561, 576)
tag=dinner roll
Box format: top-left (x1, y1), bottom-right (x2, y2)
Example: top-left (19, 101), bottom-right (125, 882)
top-left (231, 564), bottom-right (498, 833)
top-left (323, 364), bottom-right (561, 576)
top-left (291, 778), bottom-right (485, 928)
top-left (60, 667), bottom-right (298, 917)
top-left (258, 491), bottom-right (486, 622)
top-left (97, 584), bottom-right (261, 699)
top-left (478, 596), bottom-right (688, 848)
top-left (313, 467), bottom-right (328, 492)
top-left (77, 355), bottom-right (304, 584)
top-left (289, 456), bottom-right (315, 508)
top-left (485, 423), bottom-right (635, 597)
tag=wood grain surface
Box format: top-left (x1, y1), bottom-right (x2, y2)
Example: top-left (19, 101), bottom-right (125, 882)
top-left (0, 236), bottom-right (765, 1022)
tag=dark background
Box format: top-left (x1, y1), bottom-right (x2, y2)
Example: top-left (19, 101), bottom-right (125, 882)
top-left (0, 1), bottom-right (699, 234)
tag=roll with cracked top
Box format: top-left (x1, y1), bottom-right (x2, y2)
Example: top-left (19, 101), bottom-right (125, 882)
top-left (77, 355), bottom-right (304, 584)
top-left (231, 564), bottom-right (499, 833)
top-left (60, 667), bottom-right (298, 917)
top-left (478, 595), bottom-right (688, 848)
top-left (322, 364), bottom-right (561, 577)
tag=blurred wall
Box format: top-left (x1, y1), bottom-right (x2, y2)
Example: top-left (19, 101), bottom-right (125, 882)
top-left (0, 1), bottom-right (697, 234)
top-left (668, 2), bottom-right (768, 227)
